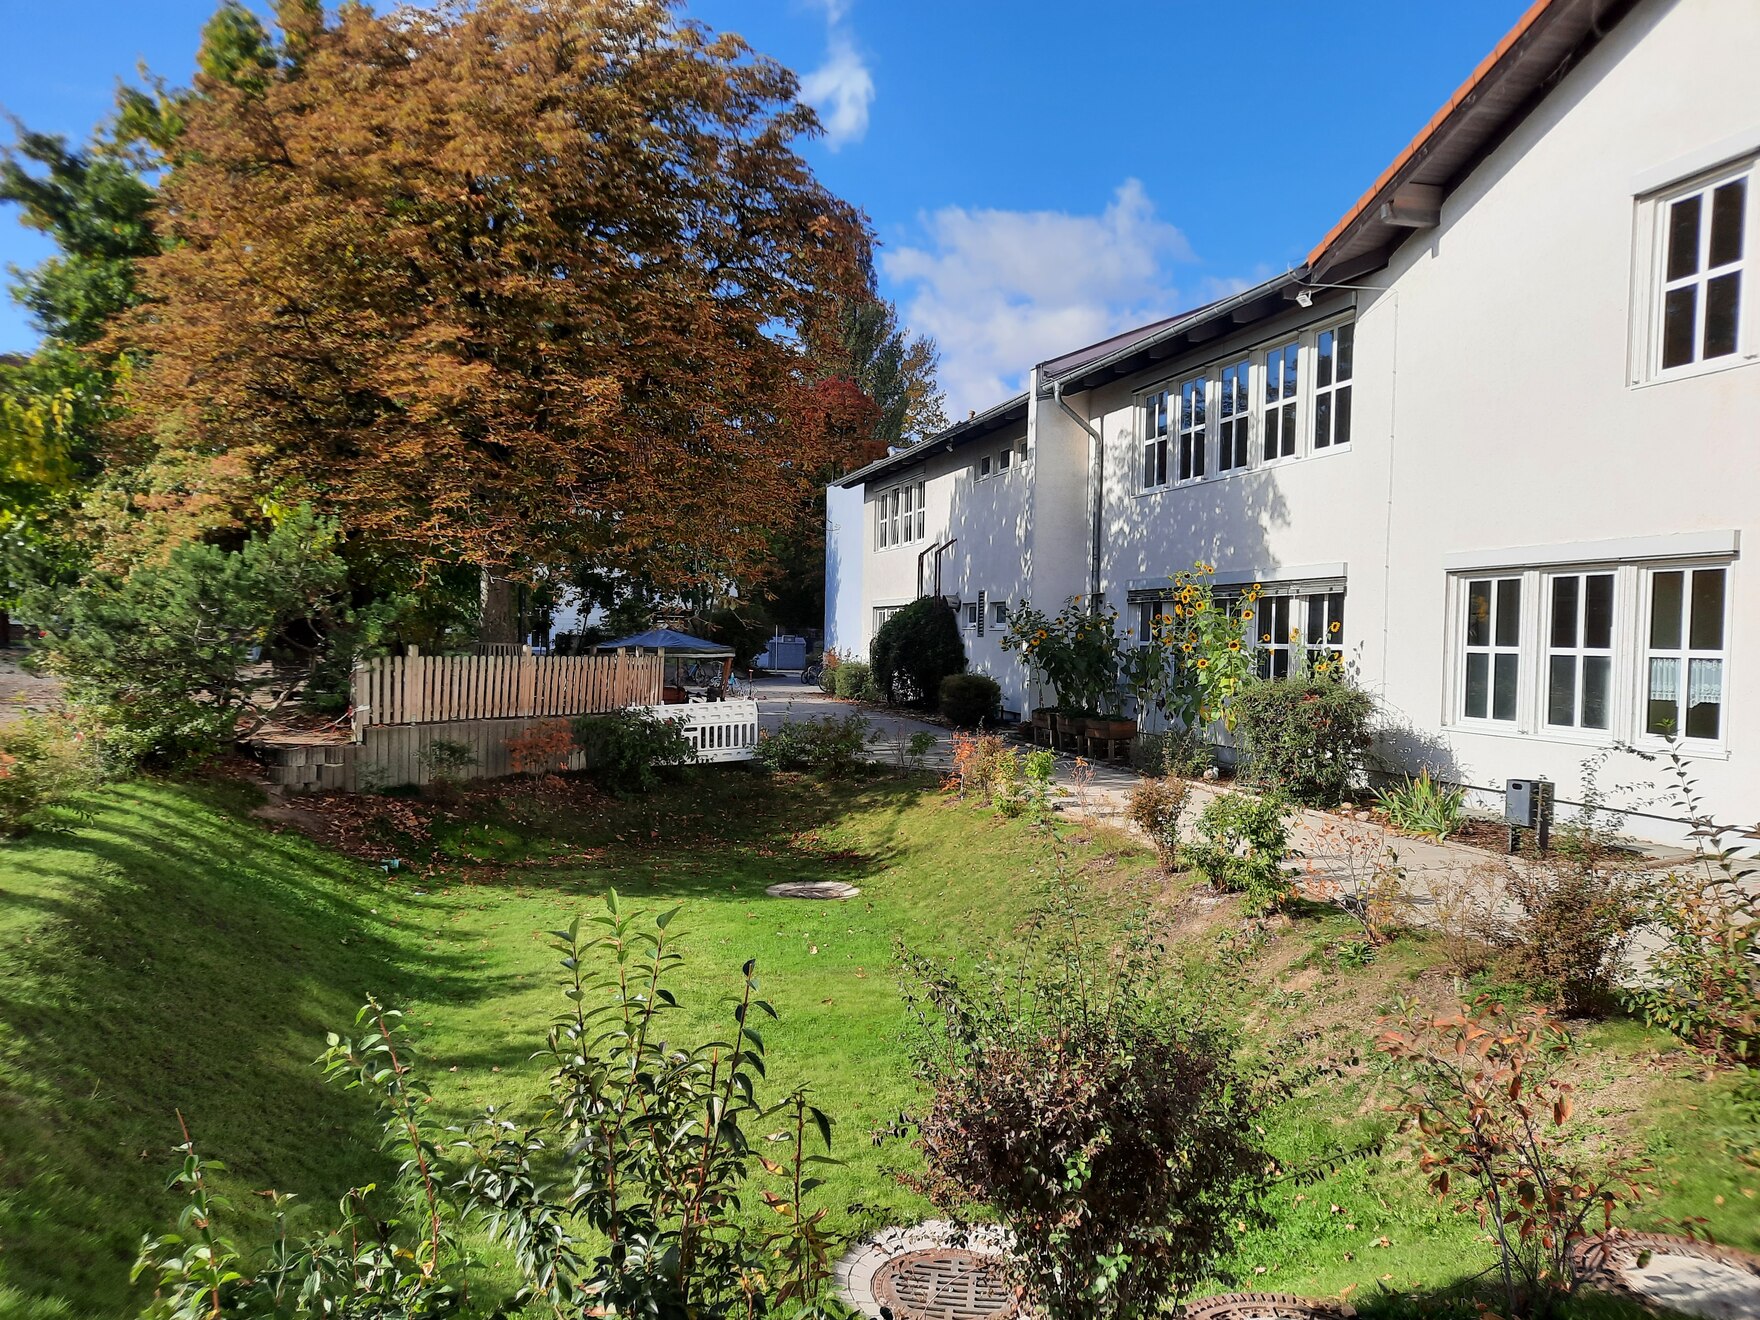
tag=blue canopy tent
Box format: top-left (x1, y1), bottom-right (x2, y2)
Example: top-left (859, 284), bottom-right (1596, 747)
top-left (597, 629), bottom-right (734, 701)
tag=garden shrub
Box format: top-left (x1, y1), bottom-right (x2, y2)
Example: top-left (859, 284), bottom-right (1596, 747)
top-left (505, 719), bottom-right (575, 776)
top-left (1126, 775), bottom-right (1190, 872)
top-left (1378, 997), bottom-right (1648, 1319)
top-left (1178, 790), bottom-right (1294, 913)
top-left (1021, 748), bottom-right (1056, 824)
top-left (24, 505), bottom-right (351, 771)
top-left (1619, 744), bottom-right (1759, 1065)
top-left (755, 713), bottom-right (872, 778)
top-left (1488, 854), bottom-right (1642, 1017)
top-left (831, 658), bottom-right (873, 700)
top-left (1381, 769), bottom-right (1466, 839)
top-left (417, 737), bottom-right (477, 795)
top-left (1232, 673), bottom-right (1374, 808)
top-left (572, 707), bottom-right (695, 795)
top-left (136, 894), bottom-right (849, 1318)
top-left (1131, 725), bottom-right (1213, 779)
top-left (938, 672), bottom-right (1000, 728)
top-left (947, 731), bottom-right (1008, 802)
top-left (0, 713), bottom-right (97, 838)
top-left (902, 876), bottom-right (1266, 1319)
top-left (871, 595), bottom-right (965, 707)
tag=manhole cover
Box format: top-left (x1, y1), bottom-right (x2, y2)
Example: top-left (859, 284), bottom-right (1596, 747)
top-left (872, 1248), bottom-right (1019, 1320)
top-left (765, 880), bottom-right (861, 899)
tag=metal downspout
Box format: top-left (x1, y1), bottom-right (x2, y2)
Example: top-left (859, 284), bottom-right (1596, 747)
top-left (1052, 378), bottom-right (1104, 606)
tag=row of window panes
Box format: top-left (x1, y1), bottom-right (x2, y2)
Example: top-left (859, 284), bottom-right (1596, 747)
top-left (1141, 321), bottom-right (1354, 491)
top-left (1456, 565), bottom-right (1728, 743)
top-left (1135, 589), bottom-right (1345, 679)
top-left (978, 439), bottom-right (1029, 479)
top-left (874, 480), bottom-right (927, 550)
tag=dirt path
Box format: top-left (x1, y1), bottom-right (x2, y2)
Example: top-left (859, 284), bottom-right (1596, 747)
top-left (0, 654), bottom-right (62, 724)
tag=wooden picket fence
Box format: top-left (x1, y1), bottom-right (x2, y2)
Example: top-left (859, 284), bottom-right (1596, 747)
top-left (351, 647), bottom-right (663, 733)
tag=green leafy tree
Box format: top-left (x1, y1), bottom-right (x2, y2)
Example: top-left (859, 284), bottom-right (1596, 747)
top-left (871, 594), bottom-right (966, 707)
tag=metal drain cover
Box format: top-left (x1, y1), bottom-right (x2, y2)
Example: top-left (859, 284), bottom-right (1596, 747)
top-left (765, 880), bottom-right (861, 899)
top-left (872, 1248), bottom-right (1019, 1320)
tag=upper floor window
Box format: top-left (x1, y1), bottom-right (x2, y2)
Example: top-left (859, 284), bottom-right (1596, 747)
top-left (1143, 389), bottom-right (1170, 489)
top-left (1637, 159), bottom-right (1753, 381)
top-left (1217, 359), bottom-right (1250, 473)
top-left (874, 479), bottom-right (926, 550)
top-left (1137, 318), bottom-right (1353, 490)
top-left (1262, 341), bottom-right (1299, 462)
top-left (1312, 323), bottom-right (1354, 449)
top-left (1177, 376), bottom-right (1206, 483)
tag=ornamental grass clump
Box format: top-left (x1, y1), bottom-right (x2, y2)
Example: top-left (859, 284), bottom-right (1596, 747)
top-left (901, 873), bottom-right (1266, 1320)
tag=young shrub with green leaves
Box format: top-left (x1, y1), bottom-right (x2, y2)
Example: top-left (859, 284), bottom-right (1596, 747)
top-left (831, 658), bottom-right (873, 701)
top-left (901, 875), bottom-right (1265, 1319)
top-left (0, 712), bottom-right (97, 838)
top-left (1178, 790), bottom-right (1294, 912)
top-left (572, 707), bottom-right (695, 795)
top-left (1488, 852), bottom-right (1642, 1017)
top-left (938, 672), bottom-right (1000, 728)
top-left (871, 595), bottom-right (965, 707)
top-left (1232, 673), bottom-right (1373, 808)
top-left (455, 895), bottom-right (848, 1317)
top-left (755, 713), bottom-right (873, 778)
top-left (1380, 769), bottom-right (1466, 839)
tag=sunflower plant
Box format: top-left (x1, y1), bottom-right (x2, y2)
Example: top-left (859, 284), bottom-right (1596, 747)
top-left (1162, 563), bottom-right (1259, 733)
top-left (1001, 598), bottom-right (1127, 716)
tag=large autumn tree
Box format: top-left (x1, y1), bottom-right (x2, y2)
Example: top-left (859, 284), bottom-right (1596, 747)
top-left (117, 0), bottom-right (876, 595)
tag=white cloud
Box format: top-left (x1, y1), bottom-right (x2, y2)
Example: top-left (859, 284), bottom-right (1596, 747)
top-left (800, 34), bottom-right (873, 150)
top-left (882, 179), bottom-right (1200, 416)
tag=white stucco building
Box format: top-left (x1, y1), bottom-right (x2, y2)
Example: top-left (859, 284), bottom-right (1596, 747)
top-left (826, 0), bottom-right (1760, 842)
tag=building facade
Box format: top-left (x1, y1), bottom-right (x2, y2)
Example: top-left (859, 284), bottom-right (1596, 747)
top-left (826, 0), bottom-right (1759, 841)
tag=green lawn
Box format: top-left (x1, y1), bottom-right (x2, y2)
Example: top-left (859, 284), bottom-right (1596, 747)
top-left (0, 768), bottom-right (1753, 1318)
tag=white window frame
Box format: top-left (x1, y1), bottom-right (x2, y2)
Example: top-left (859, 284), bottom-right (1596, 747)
top-left (1311, 322), bottom-right (1354, 450)
top-left (873, 479), bottom-right (926, 552)
top-left (1261, 339), bottom-right (1300, 465)
top-left (963, 600), bottom-right (980, 630)
top-left (1140, 388), bottom-right (1170, 490)
top-left (1542, 570), bottom-right (1617, 736)
top-left (1304, 590), bottom-right (1346, 667)
top-left (1632, 155), bottom-right (1758, 385)
top-left (1175, 374), bottom-right (1207, 485)
top-left (1443, 559), bottom-right (1735, 753)
top-left (991, 599), bottom-right (1009, 628)
top-left (1458, 576), bottom-right (1524, 727)
top-left (1131, 315), bottom-right (1355, 492)
top-left (1639, 563), bottom-right (1730, 749)
top-left (1216, 357), bottom-right (1251, 474)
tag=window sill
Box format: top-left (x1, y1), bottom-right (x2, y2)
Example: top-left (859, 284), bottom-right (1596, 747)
top-left (1443, 720), bottom-right (1731, 761)
top-left (1630, 351), bottom-right (1758, 389)
top-left (1130, 445), bottom-right (1348, 497)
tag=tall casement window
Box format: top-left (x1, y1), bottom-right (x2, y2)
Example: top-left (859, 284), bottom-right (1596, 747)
top-left (1254, 596), bottom-right (1294, 679)
top-left (1449, 557), bottom-right (1735, 748)
top-left (1143, 388), bottom-right (1170, 489)
top-left (874, 479), bottom-right (926, 550)
top-left (1217, 359), bottom-right (1251, 472)
top-left (1177, 376), bottom-right (1207, 482)
top-left (1262, 341), bottom-right (1299, 462)
top-left (1312, 323), bottom-right (1354, 449)
top-left (1545, 572), bottom-right (1614, 732)
top-left (1305, 591), bottom-right (1346, 665)
top-left (1657, 170), bottom-right (1747, 371)
top-left (1462, 577), bottom-right (1522, 723)
top-left (1645, 566), bottom-right (1727, 741)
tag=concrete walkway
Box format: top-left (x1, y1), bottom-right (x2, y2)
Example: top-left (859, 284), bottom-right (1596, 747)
top-left (751, 677), bottom-right (1687, 926)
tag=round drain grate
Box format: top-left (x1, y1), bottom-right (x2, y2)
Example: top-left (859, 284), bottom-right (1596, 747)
top-left (1183, 1293), bottom-right (1357, 1320)
top-left (871, 1248), bottom-right (1020, 1320)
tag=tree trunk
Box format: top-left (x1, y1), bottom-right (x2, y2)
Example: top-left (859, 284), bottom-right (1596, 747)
top-left (479, 572), bottom-right (520, 644)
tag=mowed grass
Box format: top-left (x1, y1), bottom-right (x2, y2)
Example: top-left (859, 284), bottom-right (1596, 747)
top-left (0, 767), bottom-right (1754, 1318)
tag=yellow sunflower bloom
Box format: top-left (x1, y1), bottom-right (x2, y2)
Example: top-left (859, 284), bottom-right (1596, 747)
top-left (1330, 621), bottom-right (1342, 633)
top-left (1227, 639), bottom-right (1241, 652)
top-left (1195, 657), bottom-right (1210, 669)
top-left (1241, 610), bottom-right (1253, 621)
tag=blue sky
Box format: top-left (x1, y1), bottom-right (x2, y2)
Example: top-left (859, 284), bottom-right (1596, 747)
top-left (1, 0), bottom-right (1531, 412)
